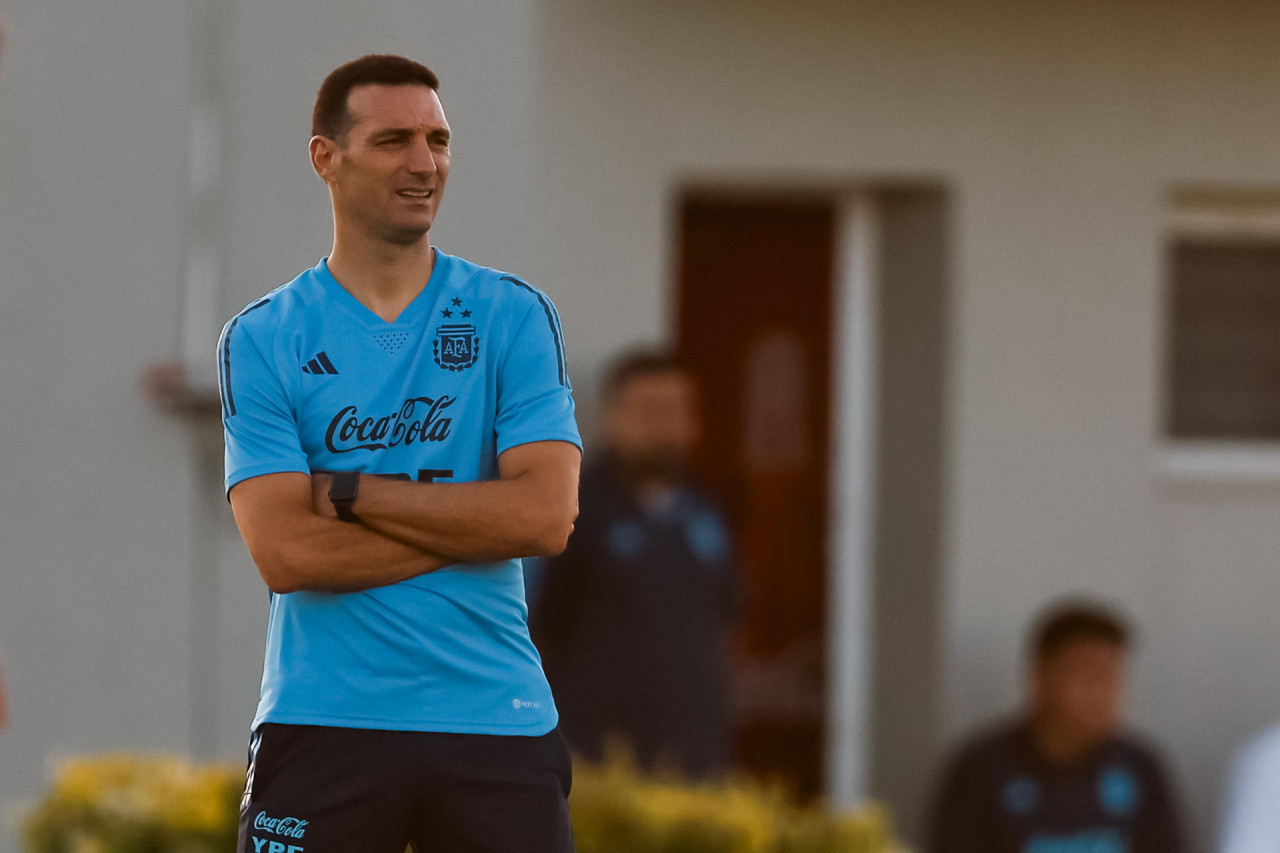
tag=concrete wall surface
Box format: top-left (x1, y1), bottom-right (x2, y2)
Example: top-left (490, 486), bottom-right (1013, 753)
top-left (531, 0), bottom-right (1280, 846)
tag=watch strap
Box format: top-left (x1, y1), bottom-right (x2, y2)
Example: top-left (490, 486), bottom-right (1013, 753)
top-left (328, 471), bottom-right (361, 523)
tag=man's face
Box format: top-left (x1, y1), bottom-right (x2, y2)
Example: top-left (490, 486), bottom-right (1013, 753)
top-left (1033, 639), bottom-right (1126, 746)
top-left (319, 83), bottom-right (451, 245)
top-left (603, 372), bottom-right (701, 482)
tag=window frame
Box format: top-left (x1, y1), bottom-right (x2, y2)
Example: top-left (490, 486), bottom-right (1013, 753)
top-left (1158, 192), bottom-right (1280, 484)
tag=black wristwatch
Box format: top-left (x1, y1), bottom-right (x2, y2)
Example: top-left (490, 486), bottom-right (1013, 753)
top-left (328, 471), bottom-right (361, 523)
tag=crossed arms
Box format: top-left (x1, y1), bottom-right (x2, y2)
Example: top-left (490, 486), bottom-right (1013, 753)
top-left (229, 440), bottom-right (580, 594)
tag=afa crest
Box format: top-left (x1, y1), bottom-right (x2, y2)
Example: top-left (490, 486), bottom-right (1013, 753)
top-left (434, 324), bottom-right (480, 371)
top-left (1098, 765), bottom-right (1139, 817)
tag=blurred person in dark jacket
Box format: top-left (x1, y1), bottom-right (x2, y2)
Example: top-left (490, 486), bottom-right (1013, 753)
top-left (530, 349), bottom-right (739, 778)
top-left (926, 600), bottom-right (1187, 853)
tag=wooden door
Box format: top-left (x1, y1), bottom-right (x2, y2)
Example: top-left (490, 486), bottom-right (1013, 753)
top-left (676, 196), bottom-right (834, 798)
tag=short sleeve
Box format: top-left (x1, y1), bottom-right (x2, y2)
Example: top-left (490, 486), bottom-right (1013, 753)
top-left (218, 311), bottom-right (310, 494)
top-left (494, 282), bottom-right (582, 455)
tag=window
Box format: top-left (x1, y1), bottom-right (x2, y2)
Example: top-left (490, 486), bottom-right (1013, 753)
top-left (1166, 192), bottom-right (1280, 442)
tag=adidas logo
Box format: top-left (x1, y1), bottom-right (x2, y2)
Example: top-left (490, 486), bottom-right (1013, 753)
top-left (301, 352), bottom-right (339, 375)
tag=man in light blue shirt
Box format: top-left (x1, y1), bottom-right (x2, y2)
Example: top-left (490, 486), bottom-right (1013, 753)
top-left (221, 54), bottom-right (580, 853)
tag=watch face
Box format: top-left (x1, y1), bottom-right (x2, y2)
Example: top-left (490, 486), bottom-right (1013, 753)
top-left (330, 472), bottom-right (359, 501)
top-left (330, 474), bottom-right (360, 522)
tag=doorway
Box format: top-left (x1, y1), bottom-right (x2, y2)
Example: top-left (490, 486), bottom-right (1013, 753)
top-left (676, 196), bottom-right (835, 797)
top-left (675, 188), bottom-right (949, 842)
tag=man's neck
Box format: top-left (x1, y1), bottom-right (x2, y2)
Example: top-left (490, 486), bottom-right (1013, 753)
top-left (1030, 713), bottom-right (1102, 768)
top-left (327, 229), bottom-right (436, 323)
top-left (634, 479), bottom-right (679, 514)
top-left (609, 457), bottom-right (680, 513)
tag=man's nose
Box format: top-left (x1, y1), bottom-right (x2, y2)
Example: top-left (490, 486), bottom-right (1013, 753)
top-left (407, 138), bottom-right (437, 175)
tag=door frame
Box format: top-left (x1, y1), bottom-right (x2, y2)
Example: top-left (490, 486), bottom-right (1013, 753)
top-left (668, 186), bottom-right (883, 807)
top-left (825, 194), bottom-right (880, 808)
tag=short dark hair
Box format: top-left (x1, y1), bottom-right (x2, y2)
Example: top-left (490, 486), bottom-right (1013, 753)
top-left (601, 348), bottom-right (687, 402)
top-left (312, 54), bottom-right (439, 141)
top-left (1030, 599), bottom-right (1132, 663)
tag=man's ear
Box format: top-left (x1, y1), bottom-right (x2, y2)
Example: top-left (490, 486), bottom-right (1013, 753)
top-left (310, 135), bottom-right (339, 182)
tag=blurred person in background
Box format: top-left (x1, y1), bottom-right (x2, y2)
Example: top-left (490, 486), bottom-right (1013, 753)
top-left (1219, 721), bottom-right (1280, 852)
top-left (926, 600), bottom-right (1187, 853)
top-left (531, 349), bottom-right (740, 779)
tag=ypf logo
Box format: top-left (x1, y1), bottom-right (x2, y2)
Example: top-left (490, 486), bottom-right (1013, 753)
top-left (250, 839), bottom-right (304, 853)
top-left (1099, 765), bottom-right (1140, 816)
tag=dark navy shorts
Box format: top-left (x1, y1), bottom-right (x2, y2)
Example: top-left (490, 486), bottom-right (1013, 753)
top-left (236, 723), bottom-right (574, 853)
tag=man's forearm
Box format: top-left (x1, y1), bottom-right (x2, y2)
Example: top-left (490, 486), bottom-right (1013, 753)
top-left (351, 476), bottom-right (571, 562)
top-left (252, 511), bottom-right (452, 594)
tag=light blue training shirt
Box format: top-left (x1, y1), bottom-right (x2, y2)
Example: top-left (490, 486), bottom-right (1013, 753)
top-left (218, 250), bottom-right (580, 735)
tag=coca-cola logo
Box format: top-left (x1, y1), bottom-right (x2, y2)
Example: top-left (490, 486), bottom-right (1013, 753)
top-left (325, 395), bottom-right (455, 454)
top-left (254, 811), bottom-right (308, 839)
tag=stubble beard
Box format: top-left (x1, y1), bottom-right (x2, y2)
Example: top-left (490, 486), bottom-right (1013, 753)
top-left (620, 446), bottom-right (689, 486)
top-left (374, 206), bottom-right (436, 247)
top-left (381, 223), bottom-right (432, 247)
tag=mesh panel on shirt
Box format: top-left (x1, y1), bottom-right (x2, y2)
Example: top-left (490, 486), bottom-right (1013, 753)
top-left (372, 331), bottom-right (412, 355)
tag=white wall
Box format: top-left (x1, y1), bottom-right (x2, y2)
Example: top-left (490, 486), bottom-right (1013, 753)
top-left (0, 2), bottom-right (198, 846)
top-left (530, 0), bottom-right (1280, 846)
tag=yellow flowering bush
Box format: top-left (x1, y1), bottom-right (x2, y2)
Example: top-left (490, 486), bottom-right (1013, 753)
top-left (22, 754), bottom-right (241, 853)
top-left (569, 753), bottom-right (908, 853)
top-left (23, 751), bottom-right (907, 853)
